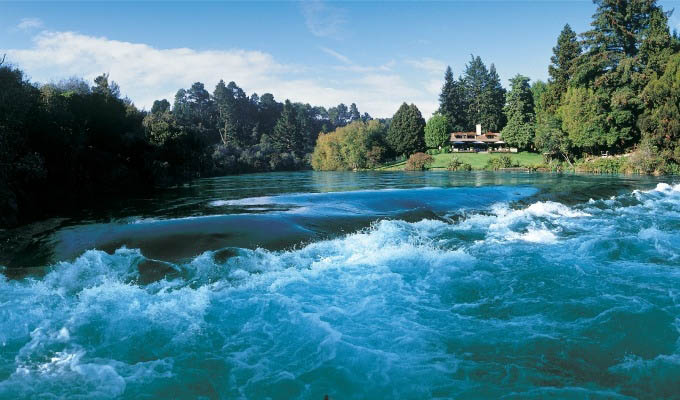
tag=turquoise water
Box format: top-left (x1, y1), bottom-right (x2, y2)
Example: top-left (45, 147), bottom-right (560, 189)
top-left (1, 172), bottom-right (680, 399)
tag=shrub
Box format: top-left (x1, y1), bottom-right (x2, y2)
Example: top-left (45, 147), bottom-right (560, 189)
top-left (404, 152), bottom-right (434, 171)
top-left (447, 157), bottom-right (472, 171)
top-left (485, 155), bottom-right (515, 170)
top-left (575, 157), bottom-right (625, 174)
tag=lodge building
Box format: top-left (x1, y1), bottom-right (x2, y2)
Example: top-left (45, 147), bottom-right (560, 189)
top-left (450, 124), bottom-right (516, 153)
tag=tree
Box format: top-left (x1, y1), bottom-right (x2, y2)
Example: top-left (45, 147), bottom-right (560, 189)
top-left (257, 93), bottom-right (283, 136)
top-left (151, 99), bottom-right (170, 114)
top-left (461, 56), bottom-right (505, 132)
top-left (143, 109), bottom-right (182, 146)
top-left (480, 64), bottom-right (507, 132)
top-left (544, 24), bottom-right (581, 111)
top-left (438, 66), bottom-right (468, 131)
top-left (271, 100), bottom-right (305, 156)
top-left (530, 80), bottom-right (549, 117)
top-left (558, 86), bottom-right (610, 152)
top-left (329, 103), bottom-right (350, 127)
top-left (501, 75), bottom-right (535, 150)
top-left (386, 103), bottom-right (426, 156)
top-left (463, 56), bottom-right (489, 130)
top-left (534, 114), bottom-right (573, 164)
top-left (584, 0), bottom-right (662, 63)
top-left (311, 120), bottom-right (388, 170)
top-left (92, 73), bottom-right (120, 98)
top-left (639, 7), bottom-right (676, 77)
top-left (424, 113), bottom-right (451, 149)
top-left (349, 103), bottom-right (361, 122)
top-left (639, 52), bottom-right (680, 163)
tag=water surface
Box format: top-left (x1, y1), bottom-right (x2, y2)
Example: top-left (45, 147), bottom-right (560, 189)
top-left (1, 171), bottom-right (679, 399)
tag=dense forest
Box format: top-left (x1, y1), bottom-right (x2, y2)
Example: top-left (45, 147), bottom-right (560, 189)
top-left (0, 58), bottom-right (371, 227)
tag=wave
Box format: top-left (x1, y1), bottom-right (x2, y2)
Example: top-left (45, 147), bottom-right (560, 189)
top-left (1, 184), bottom-right (680, 398)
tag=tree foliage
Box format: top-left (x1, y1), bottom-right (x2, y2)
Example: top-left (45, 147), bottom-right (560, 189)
top-left (544, 24), bottom-right (581, 111)
top-left (438, 56), bottom-right (506, 133)
top-left (424, 113), bottom-right (451, 149)
top-left (386, 103), bottom-right (426, 156)
top-left (0, 57), bottom-right (374, 227)
top-left (438, 66), bottom-right (468, 131)
top-left (639, 52), bottom-right (680, 163)
top-left (501, 75), bottom-right (535, 150)
top-left (311, 120), bottom-right (388, 170)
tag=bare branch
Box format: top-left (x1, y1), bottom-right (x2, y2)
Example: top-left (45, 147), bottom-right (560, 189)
top-left (0, 54), bottom-right (5, 66)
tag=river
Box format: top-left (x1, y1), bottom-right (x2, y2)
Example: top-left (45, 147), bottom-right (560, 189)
top-left (1, 171), bottom-right (679, 399)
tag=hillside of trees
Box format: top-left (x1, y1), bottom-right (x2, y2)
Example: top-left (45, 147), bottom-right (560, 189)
top-left (0, 59), bottom-right (371, 227)
top-left (437, 0), bottom-right (680, 174)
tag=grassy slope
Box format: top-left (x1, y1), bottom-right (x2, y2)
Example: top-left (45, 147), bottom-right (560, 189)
top-left (377, 152), bottom-right (544, 170)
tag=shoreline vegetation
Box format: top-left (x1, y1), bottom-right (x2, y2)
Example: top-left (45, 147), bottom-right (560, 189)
top-left (2, 0), bottom-right (680, 229)
top-left (311, 1), bottom-right (680, 175)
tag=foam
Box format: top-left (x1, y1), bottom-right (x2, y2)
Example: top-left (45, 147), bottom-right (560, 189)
top-left (2, 184), bottom-right (680, 398)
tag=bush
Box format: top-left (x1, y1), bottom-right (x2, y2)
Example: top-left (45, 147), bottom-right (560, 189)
top-left (447, 157), bottom-right (472, 171)
top-left (575, 157), bottom-right (626, 174)
top-left (404, 152), bottom-right (434, 171)
top-left (485, 155), bottom-right (515, 170)
top-left (622, 144), bottom-right (680, 175)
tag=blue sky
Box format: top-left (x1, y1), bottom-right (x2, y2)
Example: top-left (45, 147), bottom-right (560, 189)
top-left (3, 0), bottom-right (680, 117)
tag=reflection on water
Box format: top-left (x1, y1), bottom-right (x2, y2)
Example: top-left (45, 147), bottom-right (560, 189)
top-left (0, 171), bottom-right (667, 269)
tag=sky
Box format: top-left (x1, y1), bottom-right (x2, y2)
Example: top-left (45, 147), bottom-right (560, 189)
top-left (2, 0), bottom-right (680, 118)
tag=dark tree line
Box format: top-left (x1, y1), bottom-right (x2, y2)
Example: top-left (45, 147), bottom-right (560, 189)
top-left (0, 60), bottom-right (371, 227)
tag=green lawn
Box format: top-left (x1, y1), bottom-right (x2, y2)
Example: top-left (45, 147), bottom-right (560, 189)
top-left (377, 152), bottom-right (544, 170)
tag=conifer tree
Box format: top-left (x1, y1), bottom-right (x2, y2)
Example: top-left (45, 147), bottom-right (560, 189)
top-left (386, 103), bottom-right (426, 156)
top-left (480, 64), bottom-right (506, 132)
top-left (544, 24), bottom-right (581, 111)
top-left (272, 100), bottom-right (304, 156)
top-left (463, 56), bottom-right (489, 130)
top-left (438, 66), bottom-right (468, 131)
top-left (501, 75), bottom-right (535, 150)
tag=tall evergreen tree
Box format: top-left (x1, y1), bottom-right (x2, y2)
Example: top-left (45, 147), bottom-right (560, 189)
top-left (349, 103), bottom-right (361, 122)
top-left (271, 100), bottom-right (305, 156)
top-left (639, 52), bottom-right (680, 163)
top-left (480, 64), bottom-right (506, 132)
top-left (463, 56), bottom-right (489, 130)
top-left (438, 66), bottom-right (468, 131)
top-left (386, 103), bottom-right (426, 156)
top-left (460, 56), bottom-right (505, 132)
top-left (545, 24), bottom-right (581, 111)
top-left (213, 80), bottom-right (237, 146)
top-left (639, 7), bottom-right (676, 77)
top-left (501, 75), bottom-right (536, 150)
top-left (574, 0), bottom-right (665, 86)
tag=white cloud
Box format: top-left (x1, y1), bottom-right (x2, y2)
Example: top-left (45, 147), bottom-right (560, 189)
top-left (406, 57), bottom-right (446, 76)
top-left (320, 46), bottom-right (351, 65)
top-left (426, 79), bottom-right (443, 96)
top-left (300, 0), bottom-right (347, 39)
top-left (5, 31), bottom-right (439, 118)
top-left (320, 46), bottom-right (393, 73)
top-left (17, 18), bottom-right (43, 31)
